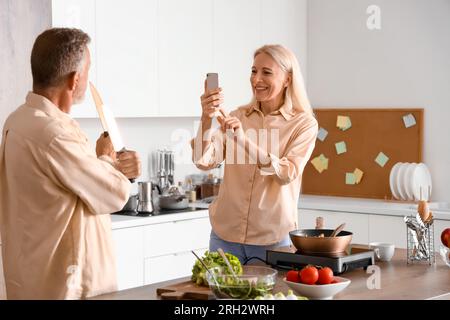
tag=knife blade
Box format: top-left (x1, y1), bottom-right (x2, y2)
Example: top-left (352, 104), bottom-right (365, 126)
top-left (89, 82), bottom-right (135, 183)
top-left (89, 82), bottom-right (108, 133)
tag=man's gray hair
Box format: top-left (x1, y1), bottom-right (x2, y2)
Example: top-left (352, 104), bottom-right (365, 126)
top-left (31, 28), bottom-right (91, 88)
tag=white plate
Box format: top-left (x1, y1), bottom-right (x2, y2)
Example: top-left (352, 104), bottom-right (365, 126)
top-left (403, 163), bottom-right (417, 201)
top-left (396, 163), bottom-right (409, 200)
top-left (283, 276), bottom-right (351, 300)
top-left (411, 163), bottom-right (432, 201)
top-left (389, 162), bottom-right (403, 200)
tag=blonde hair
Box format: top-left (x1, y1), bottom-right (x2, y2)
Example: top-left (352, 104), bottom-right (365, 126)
top-left (249, 44), bottom-right (313, 115)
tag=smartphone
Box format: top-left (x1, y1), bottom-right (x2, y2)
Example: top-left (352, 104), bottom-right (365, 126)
top-left (206, 73), bottom-right (219, 91)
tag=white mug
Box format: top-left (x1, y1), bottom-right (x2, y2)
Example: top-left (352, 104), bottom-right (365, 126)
top-left (369, 242), bottom-right (395, 262)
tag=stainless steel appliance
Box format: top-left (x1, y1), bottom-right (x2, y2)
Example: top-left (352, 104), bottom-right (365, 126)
top-left (137, 181), bottom-right (154, 214)
top-left (156, 149), bottom-right (174, 192)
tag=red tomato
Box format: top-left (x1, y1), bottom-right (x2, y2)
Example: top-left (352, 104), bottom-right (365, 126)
top-left (441, 228), bottom-right (450, 248)
top-left (286, 270), bottom-right (301, 283)
top-left (300, 266), bottom-right (319, 285)
top-left (317, 267), bottom-right (334, 285)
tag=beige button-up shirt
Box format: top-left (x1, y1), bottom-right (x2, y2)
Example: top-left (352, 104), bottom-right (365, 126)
top-left (0, 93), bottom-right (130, 299)
top-left (192, 101), bottom-right (318, 245)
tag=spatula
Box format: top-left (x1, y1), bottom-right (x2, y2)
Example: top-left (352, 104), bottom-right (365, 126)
top-left (330, 223), bottom-right (346, 237)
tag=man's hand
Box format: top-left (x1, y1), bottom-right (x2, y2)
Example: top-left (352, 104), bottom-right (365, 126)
top-left (116, 150), bottom-right (141, 179)
top-left (96, 132), bottom-right (115, 160)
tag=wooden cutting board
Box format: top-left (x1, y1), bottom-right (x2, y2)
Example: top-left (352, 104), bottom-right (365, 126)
top-left (156, 280), bottom-right (215, 300)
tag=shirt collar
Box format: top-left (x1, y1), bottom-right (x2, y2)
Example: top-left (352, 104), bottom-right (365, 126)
top-left (25, 92), bottom-right (74, 123)
top-left (245, 99), bottom-right (295, 121)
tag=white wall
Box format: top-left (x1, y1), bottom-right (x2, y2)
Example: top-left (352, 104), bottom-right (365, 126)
top-left (76, 117), bottom-right (205, 194)
top-left (307, 0), bottom-right (450, 202)
top-left (0, 0), bottom-right (51, 129)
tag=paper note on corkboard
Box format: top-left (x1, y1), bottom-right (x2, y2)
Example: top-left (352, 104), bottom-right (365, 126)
top-left (301, 108), bottom-right (423, 200)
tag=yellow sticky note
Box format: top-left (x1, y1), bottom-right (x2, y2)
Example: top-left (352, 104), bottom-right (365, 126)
top-left (319, 154), bottom-right (329, 170)
top-left (354, 168), bottom-right (364, 184)
top-left (311, 154), bottom-right (329, 173)
top-left (337, 116), bottom-right (352, 131)
top-left (311, 157), bottom-right (325, 173)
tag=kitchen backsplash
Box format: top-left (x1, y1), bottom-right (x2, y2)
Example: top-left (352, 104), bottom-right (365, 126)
top-left (77, 117), bottom-right (211, 192)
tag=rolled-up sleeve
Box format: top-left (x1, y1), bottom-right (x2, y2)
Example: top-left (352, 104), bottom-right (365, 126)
top-left (46, 132), bottom-right (131, 215)
top-left (191, 125), bottom-right (226, 171)
top-left (260, 119), bottom-right (318, 185)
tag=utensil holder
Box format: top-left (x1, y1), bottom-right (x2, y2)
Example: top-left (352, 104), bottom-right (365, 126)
top-left (406, 218), bottom-right (435, 265)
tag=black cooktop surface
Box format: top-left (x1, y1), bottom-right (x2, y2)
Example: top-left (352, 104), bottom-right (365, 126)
top-left (112, 206), bottom-right (207, 217)
top-left (266, 245), bottom-right (375, 274)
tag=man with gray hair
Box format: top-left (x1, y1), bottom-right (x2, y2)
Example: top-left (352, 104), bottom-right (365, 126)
top-left (0, 28), bottom-right (141, 299)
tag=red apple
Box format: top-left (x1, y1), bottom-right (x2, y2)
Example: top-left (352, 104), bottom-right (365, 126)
top-left (441, 228), bottom-right (450, 248)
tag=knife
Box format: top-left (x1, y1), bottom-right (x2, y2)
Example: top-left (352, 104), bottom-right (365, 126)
top-left (89, 82), bottom-right (136, 183)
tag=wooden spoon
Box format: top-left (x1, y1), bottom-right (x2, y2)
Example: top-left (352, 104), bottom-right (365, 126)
top-left (330, 223), bottom-right (346, 237)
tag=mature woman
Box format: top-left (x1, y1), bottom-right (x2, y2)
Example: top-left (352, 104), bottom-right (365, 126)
top-left (192, 44), bottom-right (318, 263)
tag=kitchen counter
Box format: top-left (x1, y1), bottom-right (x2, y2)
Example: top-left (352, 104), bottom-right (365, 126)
top-left (110, 195), bottom-right (450, 231)
top-left (111, 202), bottom-right (209, 229)
top-left (90, 248), bottom-right (450, 300)
top-left (298, 195), bottom-right (450, 221)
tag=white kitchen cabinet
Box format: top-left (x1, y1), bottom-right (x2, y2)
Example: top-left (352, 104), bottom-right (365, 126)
top-left (157, 0), bottom-right (213, 117)
top-left (261, 0), bottom-right (308, 76)
top-left (213, 0), bottom-right (263, 111)
top-left (51, 0), bottom-right (98, 118)
top-left (51, 0), bottom-right (308, 117)
top-left (112, 227), bottom-right (144, 290)
top-left (0, 245), bottom-right (5, 300)
top-left (113, 216), bottom-right (210, 288)
top-left (143, 218), bottom-right (211, 258)
top-left (144, 248), bottom-right (207, 285)
top-left (298, 209), bottom-right (370, 245)
top-left (368, 215), bottom-right (407, 249)
top-left (95, 0), bottom-right (158, 117)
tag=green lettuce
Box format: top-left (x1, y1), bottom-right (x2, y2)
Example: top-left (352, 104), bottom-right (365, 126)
top-left (191, 250), bottom-right (243, 286)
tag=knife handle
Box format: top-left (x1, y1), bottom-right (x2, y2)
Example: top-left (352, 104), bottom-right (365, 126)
top-left (116, 147), bottom-right (137, 183)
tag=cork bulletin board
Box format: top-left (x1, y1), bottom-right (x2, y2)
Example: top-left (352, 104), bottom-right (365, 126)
top-left (301, 108), bottom-right (423, 200)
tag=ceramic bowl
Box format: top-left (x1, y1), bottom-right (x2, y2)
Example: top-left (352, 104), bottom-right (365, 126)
top-left (283, 276), bottom-right (351, 300)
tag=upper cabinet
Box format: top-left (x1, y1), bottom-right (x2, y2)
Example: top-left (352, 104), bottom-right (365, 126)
top-left (51, 0), bottom-right (307, 118)
top-left (96, 0), bottom-right (158, 117)
top-left (261, 0), bottom-right (308, 77)
top-left (51, 0), bottom-right (98, 117)
top-left (213, 0), bottom-right (262, 111)
top-left (158, 0), bottom-right (213, 117)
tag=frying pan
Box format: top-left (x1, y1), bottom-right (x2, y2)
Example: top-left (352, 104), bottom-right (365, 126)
top-left (289, 229), bottom-right (353, 255)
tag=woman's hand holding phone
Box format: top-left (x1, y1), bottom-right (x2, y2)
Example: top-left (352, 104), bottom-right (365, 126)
top-left (200, 85), bottom-right (224, 120)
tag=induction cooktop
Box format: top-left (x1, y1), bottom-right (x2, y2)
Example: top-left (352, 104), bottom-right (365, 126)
top-left (266, 245), bottom-right (375, 274)
top-left (112, 206), bottom-right (207, 217)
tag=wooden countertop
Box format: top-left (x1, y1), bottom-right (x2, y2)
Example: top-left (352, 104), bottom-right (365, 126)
top-left (90, 248), bottom-right (450, 300)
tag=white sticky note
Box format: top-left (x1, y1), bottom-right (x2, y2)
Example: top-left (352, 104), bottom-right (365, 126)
top-left (403, 114), bottom-right (416, 128)
top-left (317, 127), bottom-right (328, 142)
